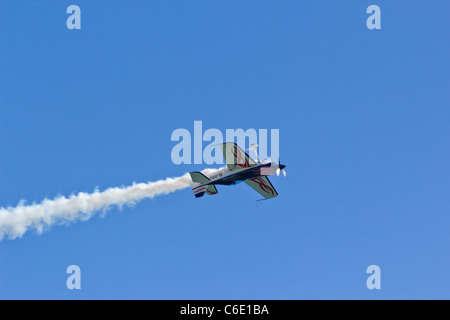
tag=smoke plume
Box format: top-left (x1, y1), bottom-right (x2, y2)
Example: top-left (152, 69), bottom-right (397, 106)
top-left (0, 168), bottom-right (219, 241)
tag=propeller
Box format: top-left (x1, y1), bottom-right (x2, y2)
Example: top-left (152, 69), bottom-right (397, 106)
top-left (276, 157), bottom-right (286, 177)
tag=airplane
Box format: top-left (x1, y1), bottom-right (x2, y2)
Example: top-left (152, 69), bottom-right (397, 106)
top-left (189, 142), bottom-right (286, 199)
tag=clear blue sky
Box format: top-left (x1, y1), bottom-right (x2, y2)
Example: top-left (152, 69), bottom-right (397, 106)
top-left (0, 0), bottom-right (449, 299)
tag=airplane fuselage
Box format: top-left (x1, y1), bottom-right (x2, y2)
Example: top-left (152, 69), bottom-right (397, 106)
top-left (206, 160), bottom-right (278, 186)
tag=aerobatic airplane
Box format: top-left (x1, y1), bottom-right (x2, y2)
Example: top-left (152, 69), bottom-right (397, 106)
top-left (189, 142), bottom-right (286, 199)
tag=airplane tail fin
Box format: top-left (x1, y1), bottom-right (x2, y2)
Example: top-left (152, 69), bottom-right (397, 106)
top-left (189, 172), bottom-right (217, 198)
top-left (189, 172), bottom-right (218, 198)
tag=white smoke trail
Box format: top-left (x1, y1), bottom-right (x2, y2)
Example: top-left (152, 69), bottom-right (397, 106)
top-left (0, 168), bottom-right (220, 241)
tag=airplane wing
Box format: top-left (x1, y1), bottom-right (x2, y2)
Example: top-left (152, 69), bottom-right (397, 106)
top-left (220, 142), bottom-right (257, 171)
top-left (244, 176), bottom-right (278, 199)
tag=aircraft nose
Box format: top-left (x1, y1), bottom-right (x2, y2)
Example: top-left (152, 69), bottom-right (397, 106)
top-left (279, 164), bottom-right (286, 170)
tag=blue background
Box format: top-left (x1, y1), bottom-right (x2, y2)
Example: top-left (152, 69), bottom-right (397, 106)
top-left (0, 0), bottom-right (449, 299)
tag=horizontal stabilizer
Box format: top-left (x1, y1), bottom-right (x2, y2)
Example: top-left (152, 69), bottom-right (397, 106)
top-left (206, 184), bottom-right (218, 195)
top-left (189, 172), bottom-right (217, 198)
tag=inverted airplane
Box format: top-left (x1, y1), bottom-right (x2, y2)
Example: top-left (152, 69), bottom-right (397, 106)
top-left (189, 142), bottom-right (286, 199)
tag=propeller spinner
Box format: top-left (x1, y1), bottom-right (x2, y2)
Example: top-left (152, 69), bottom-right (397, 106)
top-left (276, 157), bottom-right (286, 177)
